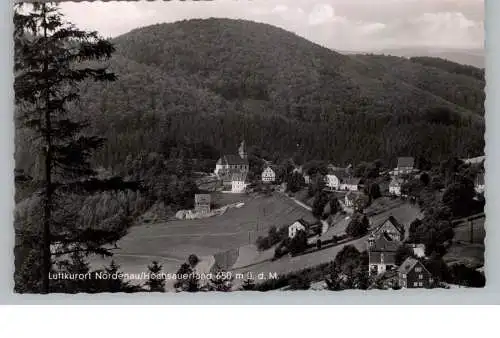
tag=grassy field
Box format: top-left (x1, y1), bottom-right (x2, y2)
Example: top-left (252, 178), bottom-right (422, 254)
top-left (89, 192), bottom-right (315, 285)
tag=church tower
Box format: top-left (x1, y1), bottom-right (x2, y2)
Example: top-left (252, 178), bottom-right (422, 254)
top-left (238, 140), bottom-right (247, 159)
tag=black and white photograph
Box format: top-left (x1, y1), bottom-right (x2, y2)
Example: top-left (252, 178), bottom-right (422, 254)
top-left (13, 0), bottom-right (486, 294)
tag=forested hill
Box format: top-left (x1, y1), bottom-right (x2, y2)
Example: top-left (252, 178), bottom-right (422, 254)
top-left (16, 18), bottom-right (485, 175)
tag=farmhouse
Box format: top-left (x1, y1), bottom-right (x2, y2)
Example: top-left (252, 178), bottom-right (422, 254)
top-left (368, 234), bottom-right (399, 276)
top-left (371, 215), bottom-right (405, 242)
top-left (261, 166), bottom-right (276, 183)
top-left (231, 173), bottom-right (247, 193)
top-left (214, 141), bottom-right (249, 177)
top-left (194, 194), bottom-right (211, 214)
top-left (475, 172), bottom-right (485, 194)
top-left (288, 219), bottom-right (308, 239)
top-left (288, 219), bottom-right (322, 239)
top-left (325, 167), bottom-right (350, 191)
top-left (397, 257), bottom-right (434, 288)
top-left (389, 178), bottom-right (404, 196)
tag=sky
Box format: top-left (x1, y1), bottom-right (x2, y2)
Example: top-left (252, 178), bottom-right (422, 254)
top-left (57, 0), bottom-right (484, 51)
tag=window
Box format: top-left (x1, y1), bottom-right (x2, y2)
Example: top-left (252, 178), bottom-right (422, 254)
top-left (415, 267), bottom-right (422, 272)
top-left (418, 282), bottom-right (423, 287)
top-left (413, 282), bottom-right (418, 287)
top-left (402, 274), bottom-right (407, 278)
top-left (419, 274), bottom-right (423, 279)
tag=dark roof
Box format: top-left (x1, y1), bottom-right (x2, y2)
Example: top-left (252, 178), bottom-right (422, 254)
top-left (373, 215), bottom-right (405, 236)
top-left (397, 157), bottom-right (415, 168)
top-left (218, 154), bottom-right (248, 165)
top-left (371, 235), bottom-right (399, 252)
top-left (397, 257), bottom-right (426, 274)
top-left (195, 194), bottom-right (211, 204)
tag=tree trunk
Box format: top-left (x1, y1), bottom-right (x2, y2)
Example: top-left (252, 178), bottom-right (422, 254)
top-left (41, 4), bottom-right (52, 294)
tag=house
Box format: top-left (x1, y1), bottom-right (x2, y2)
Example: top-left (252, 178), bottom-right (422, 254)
top-left (397, 257), bottom-right (434, 288)
top-left (214, 141), bottom-right (249, 177)
top-left (389, 178), bottom-right (404, 196)
top-left (261, 166), bottom-right (276, 183)
top-left (303, 175), bottom-right (311, 185)
top-left (392, 157), bottom-right (415, 176)
top-left (325, 167), bottom-right (350, 191)
top-left (371, 215), bottom-right (405, 242)
top-left (231, 173), bottom-right (247, 193)
top-left (475, 172), bottom-right (485, 194)
top-left (288, 219), bottom-right (308, 239)
top-left (339, 177), bottom-right (362, 191)
top-left (194, 194), bottom-right (211, 214)
top-left (344, 191), bottom-right (361, 208)
top-left (368, 234), bottom-right (399, 276)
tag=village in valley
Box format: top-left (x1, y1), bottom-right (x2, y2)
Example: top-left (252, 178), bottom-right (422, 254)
top-left (145, 140), bottom-right (486, 292)
top-left (13, 1), bottom-right (486, 294)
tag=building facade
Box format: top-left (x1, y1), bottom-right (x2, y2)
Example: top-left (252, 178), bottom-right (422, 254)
top-left (261, 167), bottom-right (276, 183)
top-left (371, 216), bottom-right (405, 242)
top-left (288, 219), bottom-right (308, 239)
top-left (368, 235), bottom-right (399, 276)
top-left (398, 257), bottom-right (434, 288)
top-left (194, 194), bottom-right (211, 214)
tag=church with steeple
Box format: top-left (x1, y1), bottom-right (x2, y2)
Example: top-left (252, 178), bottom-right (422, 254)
top-left (214, 140), bottom-right (249, 178)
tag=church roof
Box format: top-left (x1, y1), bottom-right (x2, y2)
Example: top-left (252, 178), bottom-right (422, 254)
top-left (218, 154), bottom-right (248, 165)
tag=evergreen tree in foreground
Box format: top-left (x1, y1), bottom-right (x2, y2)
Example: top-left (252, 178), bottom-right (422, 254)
top-left (14, 2), bottom-right (138, 293)
top-left (145, 261), bottom-right (166, 292)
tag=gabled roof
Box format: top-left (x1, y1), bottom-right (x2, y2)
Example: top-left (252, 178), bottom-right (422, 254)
top-left (373, 215), bottom-right (405, 236)
top-left (397, 157), bottom-right (415, 168)
top-left (371, 235), bottom-right (400, 252)
top-left (262, 166), bottom-right (276, 173)
top-left (397, 257), bottom-right (428, 274)
top-left (218, 154), bottom-right (248, 165)
top-left (289, 218), bottom-right (309, 229)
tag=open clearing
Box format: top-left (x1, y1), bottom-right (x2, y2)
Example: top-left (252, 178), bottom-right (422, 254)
top-left (89, 192), bottom-right (315, 284)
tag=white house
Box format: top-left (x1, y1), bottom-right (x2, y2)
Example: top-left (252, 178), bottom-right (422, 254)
top-left (261, 167), bottom-right (276, 183)
top-left (231, 173), bottom-right (247, 193)
top-left (389, 178), bottom-right (404, 196)
top-left (288, 219), bottom-right (308, 239)
top-left (325, 174), bottom-right (341, 190)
